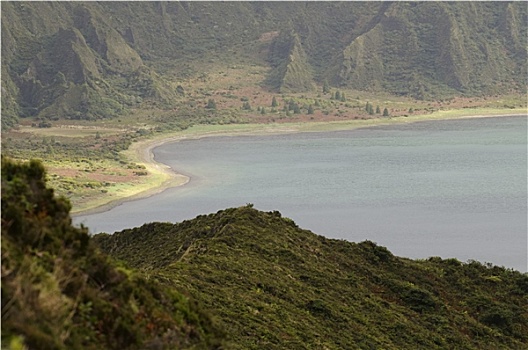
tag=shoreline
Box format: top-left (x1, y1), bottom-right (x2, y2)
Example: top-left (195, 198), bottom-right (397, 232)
top-left (71, 110), bottom-right (526, 217)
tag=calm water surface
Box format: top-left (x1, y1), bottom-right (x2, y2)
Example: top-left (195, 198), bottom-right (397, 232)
top-left (74, 116), bottom-right (527, 271)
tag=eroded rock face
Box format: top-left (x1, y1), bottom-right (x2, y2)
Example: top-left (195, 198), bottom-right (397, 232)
top-left (1, 1), bottom-right (526, 127)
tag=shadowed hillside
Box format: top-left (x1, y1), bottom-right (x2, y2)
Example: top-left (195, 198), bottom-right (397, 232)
top-left (1, 157), bottom-right (224, 349)
top-left (2, 2), bottom-right (526, 128)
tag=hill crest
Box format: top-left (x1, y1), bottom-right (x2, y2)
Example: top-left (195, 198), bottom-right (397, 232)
top-left (94, 205), bottom-right (528, 349)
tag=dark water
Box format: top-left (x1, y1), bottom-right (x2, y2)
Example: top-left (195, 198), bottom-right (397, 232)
top-left (74, 116), bottom-right (528, 271)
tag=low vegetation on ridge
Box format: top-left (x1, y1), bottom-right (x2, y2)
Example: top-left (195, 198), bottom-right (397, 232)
top-left (3, 157), bottom-right (526, 349)
top-left (93, 206), bottom-right (528, 349)
top-left (1, 157), bottom-right (224, 349)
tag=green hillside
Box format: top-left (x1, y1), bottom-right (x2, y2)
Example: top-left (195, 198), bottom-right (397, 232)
top-left (2, 2), bottom-right (528, 344)
top-left (2, 155), bottom-right (528, 349)
top-left (1, 157), bottom-right (224, 349)
top-left (2, 2), bottom-right (526, 128)
top-left (94, 206), bottom-right (528, 349)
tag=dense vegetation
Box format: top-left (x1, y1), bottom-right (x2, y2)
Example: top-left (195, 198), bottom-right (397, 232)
top-left (95, 206), bottom-right (528, 349)
top-left (2, 156), bottom-right (527, 349)
top-left (2, 1), bottom-right (526, 128)
top-left (2, 3), bottom-right (528, 344)
top-left (1, 157), bottom-right (224, 349)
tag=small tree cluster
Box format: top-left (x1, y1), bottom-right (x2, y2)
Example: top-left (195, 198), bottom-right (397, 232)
top-left (242, 101), bottom-right (252, 111)
top-left (286, 99), bottom-right (301, 114)
top-left (365, 102), bottom-right (389, 116)
top-left (206, 99), bottom-right (217, 109)
top-left (331, 91), bottom-right (346, 102)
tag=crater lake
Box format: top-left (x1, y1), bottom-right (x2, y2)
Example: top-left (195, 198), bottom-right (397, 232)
top-left (74, 116), bottom-right (527, 271)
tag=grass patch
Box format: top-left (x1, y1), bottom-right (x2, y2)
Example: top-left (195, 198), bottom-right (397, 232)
top-left (16, 126), bottom-right (124, 138)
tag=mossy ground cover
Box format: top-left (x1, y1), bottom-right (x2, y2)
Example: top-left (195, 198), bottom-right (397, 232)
top-left (94, 205), bottom-right (528, 349)
top-left (1, 157), bottom-right (224, 349)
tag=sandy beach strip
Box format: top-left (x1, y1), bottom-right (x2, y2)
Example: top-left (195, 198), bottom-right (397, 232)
top-left (71, 109), bottom-right (526, 216)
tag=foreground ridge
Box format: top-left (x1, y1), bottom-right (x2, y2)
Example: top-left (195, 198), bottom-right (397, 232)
top-left (1, 157), bottom-right (223, 349)
top-left (2, 157), bottom-right (526, 349)
top-left (96, 205), bottom-right (528, 349)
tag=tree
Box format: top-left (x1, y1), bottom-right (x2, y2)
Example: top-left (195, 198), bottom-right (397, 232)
top-left (307, 105), bottom-right (314, 114)
top-left (323, 80), bottom-right (330, 94)
top-left (376, 105), bottom-right (381, 114)
top-left (271, 96), bottom-right (278, 107)
top-left (261, 107), bottom-right (266, 115)
top-left (383, 108), bottom-right (390, 117)
top-left (293, 104), bottom-right (301, 114)
top-left (340, 93), bottom-right (346, 102)
top-left (408, 107), bottom-right (414, 114)
top-left (335, 91), bottom-right (341, 101)
top-left (288, 99), bottom-right (296, 111)
top-left (242, 101), bottom-right (252, 110)
top-left (206, 99), bottom-right (217, 109)
top-left (366, 102), bottom-right (374, 115)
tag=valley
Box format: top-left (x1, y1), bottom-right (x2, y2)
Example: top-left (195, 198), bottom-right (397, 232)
top-left (2, 2), bottom-right (527, 349)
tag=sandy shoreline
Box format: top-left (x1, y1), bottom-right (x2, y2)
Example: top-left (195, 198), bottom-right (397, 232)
top-left (72, 111), bottom-right (526, 217)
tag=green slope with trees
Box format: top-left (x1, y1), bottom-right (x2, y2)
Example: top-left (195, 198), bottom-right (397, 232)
top-left (2, 2), bottom-right (526, 128)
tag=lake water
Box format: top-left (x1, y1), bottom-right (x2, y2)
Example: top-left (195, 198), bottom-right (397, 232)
top-left (74, 116), bottom-right (527, 271)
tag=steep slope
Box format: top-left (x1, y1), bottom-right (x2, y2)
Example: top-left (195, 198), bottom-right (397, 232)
top-left (266, 30), bottom-right (315, 93)
top-left (0, 2), bottom-right (175, 127)
top-left (1, 157), bottom-right (224, 350)
top-left (327, 2), bottom-right (527, 98)
top-left (2, 2), bottom-right (526, 128)
top-left (95, 206), bottom-right (528, 349)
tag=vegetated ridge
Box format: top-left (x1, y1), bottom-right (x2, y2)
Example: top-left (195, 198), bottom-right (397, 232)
top-left (95, 210), bottom-right (528, 348)
top-left (1, 157), bottom-right (224, 349)
top-left (3, 157), bottom-right (528, 349)
top-left (2, 1), bottom-right (526, 128)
